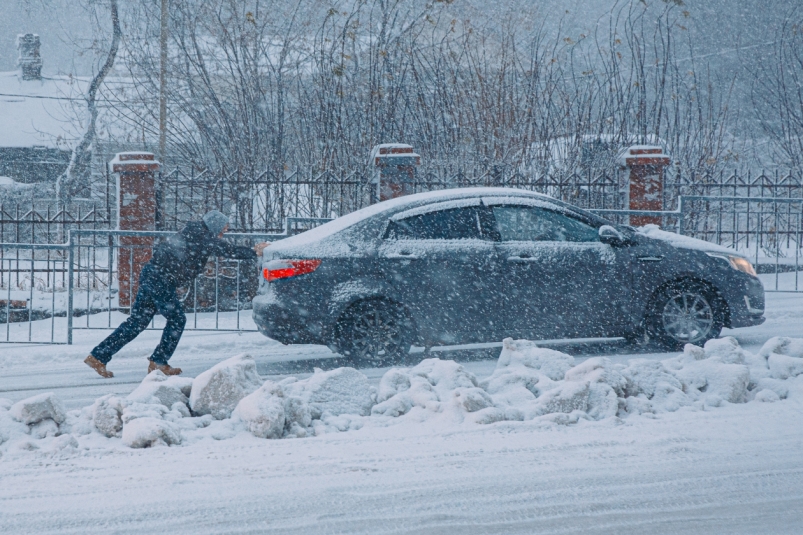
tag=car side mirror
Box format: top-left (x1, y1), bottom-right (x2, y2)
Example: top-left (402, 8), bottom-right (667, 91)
top-left (599, 225), bottom-right (626, 246)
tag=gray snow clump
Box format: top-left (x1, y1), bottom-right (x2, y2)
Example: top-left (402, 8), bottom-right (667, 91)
top-left (189, 354), bottom-right (263, 419)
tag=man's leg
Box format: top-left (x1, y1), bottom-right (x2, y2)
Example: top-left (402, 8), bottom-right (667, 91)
top-left (90, 272), bottom-right (157, 365)
top-left (149, 286), bottom-right (187, 366)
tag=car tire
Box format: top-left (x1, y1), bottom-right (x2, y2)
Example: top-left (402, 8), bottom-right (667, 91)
top-left (646, 280), bottom-right (724, 350)
top-left (333, 299), bottom-right (415, 367)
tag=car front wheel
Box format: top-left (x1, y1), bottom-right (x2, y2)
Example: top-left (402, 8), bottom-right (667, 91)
top-left (647, 281), bottom-right (724, 350)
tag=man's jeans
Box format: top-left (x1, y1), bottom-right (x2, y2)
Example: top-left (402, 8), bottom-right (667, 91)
top-left (91, 264), bottom-right (187, 365)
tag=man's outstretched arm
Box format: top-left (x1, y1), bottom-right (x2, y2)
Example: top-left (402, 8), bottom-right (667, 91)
top-left (208, 237), bottom-right (269, 260)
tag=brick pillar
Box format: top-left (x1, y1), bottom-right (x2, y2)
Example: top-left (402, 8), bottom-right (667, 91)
top-left (619, 145), bottom-right (671, 227)
top-left (370, 144), bottom-right (421, 201)
top-left (110, 152), bottom-right (160, 309)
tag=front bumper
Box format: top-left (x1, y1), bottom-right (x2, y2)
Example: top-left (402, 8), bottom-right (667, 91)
top-left (725, 276), bottom-right (766, 328)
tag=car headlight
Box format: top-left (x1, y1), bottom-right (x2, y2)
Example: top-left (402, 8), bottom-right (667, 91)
top-left (706, 253), bottom-right (757, 277)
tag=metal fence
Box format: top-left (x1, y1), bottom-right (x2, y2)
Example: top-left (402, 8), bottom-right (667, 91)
top-left (0, 228), bottom-right (285, 344)
top-left (5, 167), bottom-right (803, 242)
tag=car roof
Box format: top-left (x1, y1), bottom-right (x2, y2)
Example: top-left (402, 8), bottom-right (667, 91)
top-left (273, 187), bottom-right (555, 248)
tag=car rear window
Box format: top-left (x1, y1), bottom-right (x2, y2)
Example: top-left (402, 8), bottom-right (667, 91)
top-left (491, 205), bottom-right (599, 242)
top-left (386, 206), bottom-right (483, 240)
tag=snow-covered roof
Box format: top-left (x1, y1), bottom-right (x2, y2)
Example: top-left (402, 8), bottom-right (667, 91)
top-left (369, 143), bottom-right (421, 166)
top-left (0, 71), bottom-right (86, 149)
top-left (0, 176), bottom-right (33, 189)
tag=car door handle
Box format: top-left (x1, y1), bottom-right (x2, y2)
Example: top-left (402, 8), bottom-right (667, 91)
top-left (386, 252), bottom-right (420, 260)
top-left (637, 255), bottom-right (664, 262)
top-left (507, 255), bottom-right (536, 263)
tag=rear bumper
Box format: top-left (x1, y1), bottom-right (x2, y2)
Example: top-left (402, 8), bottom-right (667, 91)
top-left (251, 293), bottom-right (323, 345)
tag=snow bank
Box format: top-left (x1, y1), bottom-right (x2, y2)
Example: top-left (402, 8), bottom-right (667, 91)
top-left (189, 355), bottom-right (263, 419)
top-left (372, 358), bottom-right (490, 420)
top-left (2, 335), bottom-right (802, 454)
top-left (233, 367), bottom-right (375, 439)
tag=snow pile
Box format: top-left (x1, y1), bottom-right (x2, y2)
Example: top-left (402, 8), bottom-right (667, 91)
top-left (1, 335), bottom-right (803, 454)
top-left (128, 371), bottom-right (193, 408)
top-left (372, 359), bottom-right (497, 422)
top-left (233, 367), bottom-right (376, 438)
top-left (189, 354), bottom-right (263, 419)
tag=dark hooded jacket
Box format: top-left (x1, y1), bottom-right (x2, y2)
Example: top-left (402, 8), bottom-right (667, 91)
top-left (149, 221), bottom-right (257, 287)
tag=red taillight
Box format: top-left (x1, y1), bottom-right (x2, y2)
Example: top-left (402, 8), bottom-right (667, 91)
top-left (263, 259), bottom-right (322, 282)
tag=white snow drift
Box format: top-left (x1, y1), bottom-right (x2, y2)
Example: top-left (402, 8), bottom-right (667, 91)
top-left (1, 336), bottom-right (803, 454)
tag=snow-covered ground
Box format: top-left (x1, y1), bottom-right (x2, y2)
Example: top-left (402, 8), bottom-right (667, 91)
top-left (1, 272), bottom-right (802, 534)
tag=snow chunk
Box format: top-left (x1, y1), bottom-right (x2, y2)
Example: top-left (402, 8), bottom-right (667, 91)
top-left (372, 359), bottom-right (480, 418)
top-left (757, 337), bottom-right (803, 379)
top-left (92, 395), bottom-right (124, 438)
top-left (665, 349), bottom-right (750, 405)
top-left (702, 337), bottom-right (749, 364)
top-left (286, 367), bottom-right (375, 418)
top-left (497, 338), bottom-right (575, 381)
top-left (122, 417), bottom-right (181, 448)
top-left (9, 393), bottom-right (66, 425)
top-left (758, 337), bottom-right (803, 360)
top-left (190, 355), bottom-right (263, 419)
top-left (621, 359), bottom-right (683, 398)
top-left (754, 378), bottom-right (789, 400)
top-left (565, 357), bottom-right (627, 395)
top-left (754, 389), bottom-right (781, 403)
top-left (767, 354), bottom-right (803, 380)
top-left (128, 370), bottom-right (191, 408)
top-left (534, 381), bottom-right (590, 416)
top-left (233, 383), bottom-right (287, 439)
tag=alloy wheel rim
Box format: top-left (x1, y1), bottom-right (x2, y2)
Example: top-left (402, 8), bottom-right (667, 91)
top-left (661, 291), bottom-right (714, 344)
top-left (350, 306), bottom-right (403, 360)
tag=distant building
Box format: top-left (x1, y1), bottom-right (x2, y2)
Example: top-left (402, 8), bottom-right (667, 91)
top-left (0, 33), bottom-right (153, 200)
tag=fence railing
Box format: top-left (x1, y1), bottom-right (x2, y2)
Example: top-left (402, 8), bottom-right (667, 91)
top-left (1, 195), bottom-right (801, 345)
top-left (5, 167), bottom-right (803, 242)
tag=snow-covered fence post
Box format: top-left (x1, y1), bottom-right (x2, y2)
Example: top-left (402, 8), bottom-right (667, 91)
top-left (370, 144), bottom-right (421, 201)
top-left (618, 146), bottom-right (671, 227)
top-left (110, 152), bottom-right (160, 310)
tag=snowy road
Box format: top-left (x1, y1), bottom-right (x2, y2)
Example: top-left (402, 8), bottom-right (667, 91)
top-left (1, 277), bottom-right (803, 534)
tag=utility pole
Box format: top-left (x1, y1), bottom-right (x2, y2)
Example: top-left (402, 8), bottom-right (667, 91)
top-left (157, 0), bottom-right (169, 229)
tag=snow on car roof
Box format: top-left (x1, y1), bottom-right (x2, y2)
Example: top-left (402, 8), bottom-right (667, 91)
top-left (274, 187), bottom-right (553, 247)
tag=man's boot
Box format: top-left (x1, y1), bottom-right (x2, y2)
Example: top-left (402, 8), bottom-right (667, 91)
top-left (85, 355), bottom-right (114, 378)
top-left (148, 361), bottom-right (182, 376)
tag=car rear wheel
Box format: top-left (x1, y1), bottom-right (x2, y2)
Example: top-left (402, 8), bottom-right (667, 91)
top-left (333, 299), bottom-right (414, 367)
top-left (647, 281), bottom-right (723, 350)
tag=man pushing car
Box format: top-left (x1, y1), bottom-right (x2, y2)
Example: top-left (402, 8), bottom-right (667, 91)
top-left (84, 210), bottom-right (269, 378)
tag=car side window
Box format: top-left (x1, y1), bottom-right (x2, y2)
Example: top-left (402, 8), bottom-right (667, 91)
top-left (387, 206), bottom-right (483, 240)
top-left (491, 205), bottom-right (599, 242)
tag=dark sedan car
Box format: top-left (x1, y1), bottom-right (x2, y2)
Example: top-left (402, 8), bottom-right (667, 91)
top-left (253, 188), bottom-right (765, 364)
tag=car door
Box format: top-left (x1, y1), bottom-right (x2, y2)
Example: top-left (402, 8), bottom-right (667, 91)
top-left (378, 199), bottom-right (500, 345)
top-left (484, 199), bottom-right (632, 339)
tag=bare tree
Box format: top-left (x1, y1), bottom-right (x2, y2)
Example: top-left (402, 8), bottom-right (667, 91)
top-left (56, 0), bottom-right (122, 201)
top-left (752, 14), bottom-right (803, 169)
